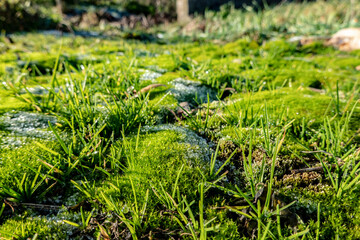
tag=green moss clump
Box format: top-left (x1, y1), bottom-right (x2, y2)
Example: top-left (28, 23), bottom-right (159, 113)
top-left (99, 126), bottom-right (211, 208)
top-left (0, 209), bottom-right (85, 239)
top-left (155, 72), bottom-right (181, 84)
top-left (0, 90), bottom-right (30, 113)
top-left (0, 140), bottom-right (60, 187)
top-left (221, 39), bottom-right (259, 56)
top-left (141, 54), bottom-right (178, 72)
top-left (147, 93), bottom-right (178, 123)
top-left (261, 40), bottom-right (297, 57)
top-left (226, 88), bottom-right (334, 125)
top-left (300, 41), bottom-right (335, 55)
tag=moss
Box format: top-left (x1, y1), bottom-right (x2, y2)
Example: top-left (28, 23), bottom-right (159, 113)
top-left (141, 54), bottom-right (178, 72)
top-left (205, 206), bottom-right (241, 239)
top-left (155, 72), bottom-right (182, 84)
top-left (278, 186), bottom-right (360, 239)
top-left (0, 90), bottom-right (30, 113)
top-left (147, 93), bottom-right (178, 124)
top-left (299, 41), bottom-right (335, 55)
top-left (261, 39), bottom-right (297, 57)
top-left (232, 53), bottom-right (360, 90)
top-left (0, 209), bottom-right (83, 239)
top-left (99, 126), bottom-right (210, 208)
top-left (1, 31), bottom-right (360, 239)
top-left (314, 55), bottom-right (360, 70)
top-left (148, 92), bottom-right (177, 108)
top-left (226, 88), bottom-right (335, 124)
top-left (221, 39), bottom-right (259, 56)
top-left (0, 140), bottom-right (60, 187)
top-left (278, 172), bottom-right (322, 188)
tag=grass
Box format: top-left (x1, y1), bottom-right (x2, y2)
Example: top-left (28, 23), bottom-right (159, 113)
top-left (0, 0), bottom-right (360, 239)
top-left (175, 0), bottom-right (360, 41)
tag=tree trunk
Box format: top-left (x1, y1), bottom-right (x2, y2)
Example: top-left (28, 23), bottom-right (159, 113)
top-left (56, 0), bottom-right (63, 16)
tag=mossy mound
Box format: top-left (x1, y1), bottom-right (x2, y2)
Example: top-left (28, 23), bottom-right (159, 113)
top-left (0, 90), bottom-right (30, 113)
top-left (0, 140), bottom-right (60, 188)
top-left (0, 29), bottom-right (360, 239)
top-left (225, 87), bottom-right (335, 125)
top-left (0, 209), bottom-right (84, 239)
top-left (99, 125), bottom-right (212, 208)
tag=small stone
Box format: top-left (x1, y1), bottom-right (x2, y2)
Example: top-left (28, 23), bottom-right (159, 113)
top-left (327, 28), bottom-right (360, 51)
top-left (176, 101), bottom-right (192, 117)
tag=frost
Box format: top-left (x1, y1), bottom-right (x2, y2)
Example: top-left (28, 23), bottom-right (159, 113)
top-left (0, 112), bottom-right (56, 147)
top-left (139, 69), bottom-right (162, 82)
top-left (20, 86), bottom-right (50, 95)
top-left (134, 50), bottom-right (158, 57)
top-left (169, 78), bottom-right (217, 104)
top-left (145, 65), bottom-right (167, 73)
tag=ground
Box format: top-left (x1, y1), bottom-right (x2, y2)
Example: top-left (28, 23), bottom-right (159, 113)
top-left (0, 1), bottom-right (360, 239)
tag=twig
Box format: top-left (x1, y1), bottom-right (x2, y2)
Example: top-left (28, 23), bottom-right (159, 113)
top-left (166, 107), bottom-right (180, 121)
top-left (292, 163), bottom-right (343, 174)
top-left (7, 202), bottom-right (63, 210)
top-left (4, 201), bottom-right (89, 211)
top-left (4, 199), bottom-right (15, 212)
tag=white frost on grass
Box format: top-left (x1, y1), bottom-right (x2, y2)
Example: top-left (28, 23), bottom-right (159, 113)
top-left (20, 86), bottom-right (50, 95)
top-left (146, 65), bottom-right (167, 73)
top-left (170, 78), bottom-right (217, 104)
top-left (0, 112), bottom-right (56, 147)
top-left (139, 69), bottom-right (163, 82)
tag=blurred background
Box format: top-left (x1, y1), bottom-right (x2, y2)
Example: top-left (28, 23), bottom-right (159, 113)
top-left (0, 0), bottom-right (359, 41)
